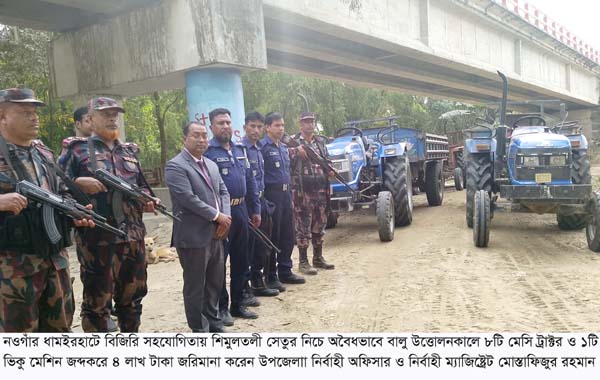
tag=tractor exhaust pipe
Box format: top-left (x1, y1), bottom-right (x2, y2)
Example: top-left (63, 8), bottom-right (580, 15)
top-left (495, 71), bottom-right (509, 169)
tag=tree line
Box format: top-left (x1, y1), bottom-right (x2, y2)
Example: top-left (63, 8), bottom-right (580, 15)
top-left (0, 26), bottom-right (478, 171)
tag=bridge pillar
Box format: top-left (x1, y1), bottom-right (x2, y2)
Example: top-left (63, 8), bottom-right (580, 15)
top-left (185, 68), bottom-right (246, 140)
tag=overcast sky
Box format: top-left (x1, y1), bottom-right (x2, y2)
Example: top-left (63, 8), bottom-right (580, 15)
top-left (524, 0), bottom-right (600, 50)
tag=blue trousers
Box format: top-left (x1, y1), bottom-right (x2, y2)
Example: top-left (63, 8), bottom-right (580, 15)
top-left (264, 187), bottom-right (294, 280)
top-left (219, 204), bottom-right (250, 309)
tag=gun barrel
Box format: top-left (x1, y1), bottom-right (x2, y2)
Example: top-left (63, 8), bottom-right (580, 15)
top-left (248, 221), bottom-right (281, 255)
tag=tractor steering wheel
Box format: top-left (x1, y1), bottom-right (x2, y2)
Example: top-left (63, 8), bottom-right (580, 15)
top-left (335, 127), bottom-right (363, 138)
top-left (512, 116), bottom-right (546, 129)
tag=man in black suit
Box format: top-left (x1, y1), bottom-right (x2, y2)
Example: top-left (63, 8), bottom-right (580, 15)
top-left (165, 122), bottom-right (231, 333)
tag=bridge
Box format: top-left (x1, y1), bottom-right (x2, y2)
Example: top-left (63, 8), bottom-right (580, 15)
top-left (0, 0), bottom-right (598, 133)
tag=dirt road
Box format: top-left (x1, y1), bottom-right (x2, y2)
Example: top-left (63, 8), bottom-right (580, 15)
top-left (70, 185), bottom-right (600, 333)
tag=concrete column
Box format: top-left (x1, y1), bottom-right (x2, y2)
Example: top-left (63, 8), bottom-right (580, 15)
top-left (419, 0), bottom-right (430, 47)
top-left (185, 68), bottom-right (245, 141)
top-left (514, 39), bottom-right (522, 76)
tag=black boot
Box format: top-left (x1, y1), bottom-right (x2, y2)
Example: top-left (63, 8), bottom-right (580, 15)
top-left (313, 246), bottom-right (335, 270)
top-left (251, 277), bottom-right (279, 297)
top-left (241, 287), bottom-right (261, 307)
top-left (230, 304), bottom-right (258, 319)
top-left (298, 247), bottom-right (317, 275)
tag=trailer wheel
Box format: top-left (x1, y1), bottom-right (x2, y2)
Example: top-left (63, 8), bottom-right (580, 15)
top-left (454, 167), bottom-right (464, 191)
top-left (326, 211), bottom-right (338, 229)
top-left (473, 190), bottom-right (490, 247)
top-left (425, 160), bottom-right (444, 206)
top-left (383, 156), bottom-right (413, 226)
top-left (466, 153), bottom-right (493, 228)
top-left (587, 193), bottom-right (600, 252)
top-left (376, 191), bottom-right (395, 242)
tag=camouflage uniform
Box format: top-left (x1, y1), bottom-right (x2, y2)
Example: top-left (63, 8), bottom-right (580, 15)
top-left (0, 140), bottom-right (75, 332)
top-left (290, 133), bottom-right (334, 271)
top-left (60, 135), bottom-right (149, 332)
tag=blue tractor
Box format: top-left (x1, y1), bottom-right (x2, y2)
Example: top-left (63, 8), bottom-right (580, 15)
top-left (465, 72), bottom-right (600, 250)
top-left (326, 117), bottom-right (449, 241)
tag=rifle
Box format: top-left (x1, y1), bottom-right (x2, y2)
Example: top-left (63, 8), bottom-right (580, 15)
top-left (248, 219), bottom-right (281, 255)
top-left (283, 134), bottom-right (358, 196)
top-left (15, 180), bottom-right (128, 242)
top-left (94, 169), bottom-right (181, 222)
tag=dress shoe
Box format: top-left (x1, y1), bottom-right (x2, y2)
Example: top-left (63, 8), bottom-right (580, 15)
top-left (230, 304), bottom-right (258, 319)
top-left (241, 290), bottom-right (261, 307)
top-left (279, 272), bottom-right (306, 284)
top-left (266, 278), bottom-right (286, 292)
top-left (220, 309), bottom-right (234, 326)
top-left (208, 326), bottom-right (227, 333)
top-left (107, 318), bottom-right (119, 332)
top-left (251, 278), bottom-right (280, 297)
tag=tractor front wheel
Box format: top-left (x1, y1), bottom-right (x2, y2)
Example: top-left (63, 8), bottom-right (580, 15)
top-left (377, 191), bottom-right (395, 242)
top-left (473, 190), bottom-right (491, 248)
top-left (586, 193), bottom-right (600, 252)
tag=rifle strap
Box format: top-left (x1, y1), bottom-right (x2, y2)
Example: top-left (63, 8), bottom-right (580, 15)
top-left (37, 152), bottom-right (91, 205)
top-left (88, 137), bottom-right (98, 171)
top-left (0, 136), bottom-right (33, 183)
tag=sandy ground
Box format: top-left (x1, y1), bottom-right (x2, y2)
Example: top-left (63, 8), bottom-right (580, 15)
top-left (69, 176), bottom-right (600, 333)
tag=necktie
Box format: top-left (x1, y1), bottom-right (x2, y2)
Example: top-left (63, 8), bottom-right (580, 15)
top-left (198, 159), bottom-right (215, 193)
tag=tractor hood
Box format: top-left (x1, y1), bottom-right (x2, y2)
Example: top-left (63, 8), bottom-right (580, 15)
top-left (327, 136), bottom-right (364, 159)
top-left (510, 131), bottom-right (571, 150)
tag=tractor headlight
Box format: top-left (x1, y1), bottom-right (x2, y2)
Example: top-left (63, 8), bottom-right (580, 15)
top-left (549, 155), bottom-right (566, 166)
top-left (384, 148), bottom-right (396, 155)
top-left (522, 156), bottom-right (539, 167)
top-left (332, 159), bottom-right (350, 173)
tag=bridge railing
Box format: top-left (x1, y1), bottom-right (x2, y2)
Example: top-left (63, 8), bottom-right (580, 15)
top-left (494, 0), bottom-right (599, 64)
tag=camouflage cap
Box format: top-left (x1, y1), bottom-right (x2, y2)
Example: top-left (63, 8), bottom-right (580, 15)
top-left (87, 97), bottom-right (125, 113)
top-left (299, 111), bottom-right (315, 121)
top-left (0, 88), bottom-right (45, 106)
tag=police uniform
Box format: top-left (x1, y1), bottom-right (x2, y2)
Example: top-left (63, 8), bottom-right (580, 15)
top-left (205, 138), bottom-right (260, 316)
top-left (290, 132), bottom-right (335, 272)
top-left (60, 100), bottom-right (149, 333)
top-left (0, 88), bottom-right (75, 332)
top-left (260, 136), bottom-right (304, 285)
top-left (242, 136), bottom-right (278, 296)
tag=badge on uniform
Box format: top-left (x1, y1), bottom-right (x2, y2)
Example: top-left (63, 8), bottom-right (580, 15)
top-left (216, 157), bottom-right (229, 163)
top-left (275, 161), bottom-right (280, 168)
top-left (222, 168), bottom-right (228, 175)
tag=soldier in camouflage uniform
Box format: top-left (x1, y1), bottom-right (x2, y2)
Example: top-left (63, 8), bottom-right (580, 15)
top-left (60, 97), bottom-right (155, 333)
top-left (0, 88), bottom-right (94, 332)
top-left (290, 112), bottom-right (335, 275)
top-left (59, 106), bottom-right (119, 332)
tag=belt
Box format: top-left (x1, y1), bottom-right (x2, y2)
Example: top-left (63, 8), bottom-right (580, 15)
top-left (265, 183), bottom-right (289, 192)
top-left (230, 197), bottom-right (245, 206)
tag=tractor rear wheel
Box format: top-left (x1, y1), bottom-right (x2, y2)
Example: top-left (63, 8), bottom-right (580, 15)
top-left (473, 189), bottom-right (491, 247)
top-left (425, 160), bottom-right (444, 206)
top-left (587, 192), bottom-right (600, 252)
top-left (559, 150), bottom-right (592, 230)
top-left (557, 213), bottom-right (586, 230)
top-left (383, 156), bottom-right (413, 226)
top-left (466, 153), bottom-right (493, 228)
top-left (376, 191), bottom-right (395, 242)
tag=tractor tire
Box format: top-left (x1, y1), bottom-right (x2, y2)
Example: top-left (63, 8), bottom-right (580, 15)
top-left (383, 156), bottom-right (413, 226)
top-left (572, 150), bottom-right (591, 185)
top-left (473, 189), bottom-right (491, 247)
top-left (425, 161), bottom-right (444, 206)
top-left (376, 191), bottom-right (395, 242)
top-left (456, 150), bottom-right (465, 171)
top-left (556, 213), bottom-right (586, 230)
top-left (586, 192), bottom-right (600, 252)
top-left (454, 167), bottom-right (464, 191)
top-left (557, 150), bottom-right (592, 230)
top-left (466, 153), bottom-right (493, 228)
top-left (326, 211), bottom-right (338, 229)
